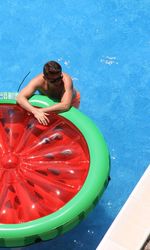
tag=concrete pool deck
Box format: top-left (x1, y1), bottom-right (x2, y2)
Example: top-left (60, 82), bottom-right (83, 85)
top-left (97, 165), bottom-right (150, 250)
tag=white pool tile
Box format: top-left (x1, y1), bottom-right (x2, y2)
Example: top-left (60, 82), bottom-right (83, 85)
top-left (97, 165), bottom-right (150, 250)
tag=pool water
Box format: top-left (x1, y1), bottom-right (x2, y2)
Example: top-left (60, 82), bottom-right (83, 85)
top-left (0, 1), bottom-right (149, 249)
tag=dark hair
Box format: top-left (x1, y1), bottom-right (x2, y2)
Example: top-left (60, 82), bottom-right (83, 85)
top-left (43, 61), bottom-right (62, 78)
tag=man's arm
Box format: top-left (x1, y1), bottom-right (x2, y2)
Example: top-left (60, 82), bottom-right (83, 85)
top-left (16, 75), bottom-right (50, 125)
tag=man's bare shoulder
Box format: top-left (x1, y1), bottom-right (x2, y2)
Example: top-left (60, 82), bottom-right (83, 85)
top-left (62, 72), bottom-right (72, 87)
top-left (17, 74), bottom-right (45, 98)
top-left (27, 73), bottom-right (45, 88)
top-left (62, 72), bottom-right (72, 79)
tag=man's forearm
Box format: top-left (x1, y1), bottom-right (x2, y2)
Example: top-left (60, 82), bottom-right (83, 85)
top-left (41, 102), bottom-right (70, 113)
top-left (16, 96), bottom-right (37, 114)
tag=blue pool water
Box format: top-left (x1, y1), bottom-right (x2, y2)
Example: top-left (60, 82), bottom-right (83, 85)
top-left (0, 1), bottom-right (149, 249)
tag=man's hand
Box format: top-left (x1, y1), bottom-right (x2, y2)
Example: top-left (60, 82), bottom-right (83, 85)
top-left (32, 108), bottom-right (50, 125)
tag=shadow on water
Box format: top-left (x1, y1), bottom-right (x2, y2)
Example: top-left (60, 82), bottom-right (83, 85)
top-left (8, 203), bottom-right (112, 250)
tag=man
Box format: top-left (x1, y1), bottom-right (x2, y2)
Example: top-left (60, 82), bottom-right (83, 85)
top-left (16, 61), bottom-right (80, 125)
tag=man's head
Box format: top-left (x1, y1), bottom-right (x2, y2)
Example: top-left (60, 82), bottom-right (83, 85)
top-left (43, 61), bottom-right (62, 83)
